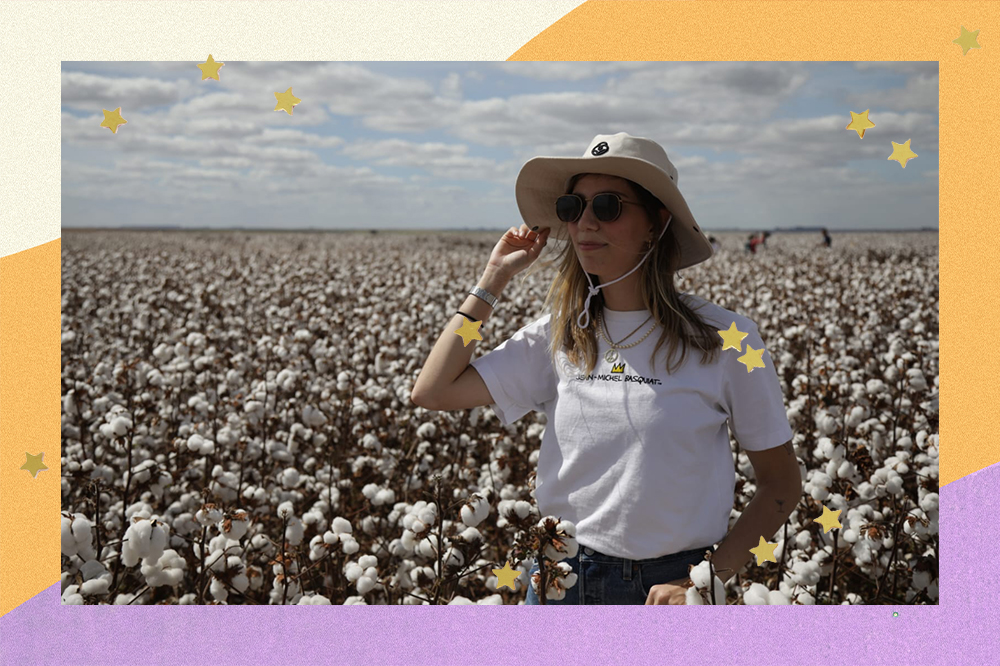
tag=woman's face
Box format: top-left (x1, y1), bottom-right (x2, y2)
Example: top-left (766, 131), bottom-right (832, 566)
top-left (567, 174), bottom-right (652, 280)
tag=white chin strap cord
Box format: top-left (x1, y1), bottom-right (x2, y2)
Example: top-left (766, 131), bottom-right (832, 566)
top-left (576, 214), bottom-right (673, 330)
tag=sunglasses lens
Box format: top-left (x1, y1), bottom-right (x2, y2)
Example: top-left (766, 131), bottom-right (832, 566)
top-left (556, 195), bottom-right (582, 222)
top-left (593, 194), bottom-right (621, 222)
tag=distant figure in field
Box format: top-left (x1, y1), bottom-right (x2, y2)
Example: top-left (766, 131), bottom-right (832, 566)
top-left (709, 236), bottom-right (721, 252)
top-left (821, 228), bottom-right (831, 248)
top-left (746, 232), bottom-right (764, 254)
top-left (760, 231), bottom-right (770, 247)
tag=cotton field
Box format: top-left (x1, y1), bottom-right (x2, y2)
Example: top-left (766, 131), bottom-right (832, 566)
top-left (59, 229), bottom-right (939, 605)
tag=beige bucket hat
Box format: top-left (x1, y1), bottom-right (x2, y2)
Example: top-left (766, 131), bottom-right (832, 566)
top-left (514, 132), bottom-right (714, 271)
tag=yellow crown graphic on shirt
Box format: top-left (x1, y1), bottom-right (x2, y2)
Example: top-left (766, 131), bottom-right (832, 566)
top-left (611, 362), bottom-right (625, 373)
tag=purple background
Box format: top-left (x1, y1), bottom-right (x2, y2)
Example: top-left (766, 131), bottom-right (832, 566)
top-left (2, 461), bottom-right (994, 665)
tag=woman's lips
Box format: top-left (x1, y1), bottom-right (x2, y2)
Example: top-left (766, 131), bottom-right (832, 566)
top-left (578, 243), bottom-right (605, 251)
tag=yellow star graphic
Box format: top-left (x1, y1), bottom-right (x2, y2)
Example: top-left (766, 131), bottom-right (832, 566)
top-left (274, 87), bottom-right (302, 115)
top-left (454, 317), bottom-right (483, 347)
top-left (750, 536), bottom-right (777, 565)
top-left (21, 452), bottom-right (48, 479)
top-left (814, 505), bottom-right (842, 533)
top-left (718, 322), bottom-right (748, 351)
top-left (100, 107), bottom-right (128, 134)
top-left (953, 26), bottom-right (981, 55)
top-left (846, 109), bottom-right (876, 139)
top-left (888, 139), bottom-right (918, 168)
top-left (737, 345), bottom-right (766, 373)
top-left (197, 54), bottom-right (225, 81)
top-left (492, 561), bottom-right (522, 591)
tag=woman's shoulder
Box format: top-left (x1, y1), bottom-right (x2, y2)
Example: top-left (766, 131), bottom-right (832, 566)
top-left (679, 292), bottom-right (759, 332)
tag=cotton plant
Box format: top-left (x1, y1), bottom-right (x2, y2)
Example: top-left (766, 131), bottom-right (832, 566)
top-left (685, 561), bottom-right (728, 605)
top-left (307, 516), bottom-right (360, 562)
top-left (345, 554), bottom-right (381, 596)
top-left (121, 518), bottom-right (169, 568)
top-left (59, 231), bottom-right (938, 604)
top-left (61, 512), bottom-right (97, 562)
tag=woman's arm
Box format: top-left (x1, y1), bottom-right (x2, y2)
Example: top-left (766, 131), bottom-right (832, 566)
top-left (708, 440), bottom-right (803, 585)
top-left (410, 267), bottom-right (510, 411)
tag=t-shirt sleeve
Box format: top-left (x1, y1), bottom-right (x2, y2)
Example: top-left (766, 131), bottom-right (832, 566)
top-left (720, 317), bottom-right (794, 451)
top-left (469, 313), bottom-right (557, 427)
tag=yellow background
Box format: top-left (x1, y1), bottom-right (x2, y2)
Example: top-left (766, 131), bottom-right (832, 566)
top-left (1, 0), bottom-right (987, 617)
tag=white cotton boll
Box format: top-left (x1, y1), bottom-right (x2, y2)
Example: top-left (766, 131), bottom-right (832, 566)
top-left (685, 587), bottom-right (705, 605)
top-left (767, 590), bottom-right (791, 605)
top-left (416, 422), bottom-right (436, 439)
top-left (302, 405), bottom-right (326, 427)
top-left (285, 517), bottom-right (305, 546)
top-left (277, 501), bottom-right (295, 519)
top-left (375, 489), bottom-right (395, 506)
top-left (442, 546), bottom-right (465, 568)
top-left (341, 536), bottom-right (360, 555)
top-left (216, 427), bottom-right (236, 447)
top-left (210, 578), bottom-right (228, 602)
top-left (816, 414), bottom-right (838, 436)
top-left (220, 513), bottom-right (250, 541)
top-left (298, 594), bottom-right (332, 605)
top-left (278, 467), bottom-right (301, 489)
top-left (80, 578), bottom-right (110, 596)
top-left (837, 460), bottom-right (856, 480)
top-left (795, 529), bottom-right (812, 550)
top-left (790, 560), bottom-right (821, 586)
top-left (362, 483), bottom-right (379, 500)
top-left (231, 572), bottom-right (249, 593)
top-left (460, 495), bottom-right (491, 527)
top-left (344, 562), bottom-right (365, 583)
top-left (794, 589), bottom-right (816, 605)
top-left (906, 369), bottom-right (928, 391)
top-left (458, 526), bottom-right (483, 546)
top-left (809, 484), bottom-right (830, 502)
top-left (417, 506), bottom-right (437, 527)
top-left (689, 561), bottom-right (719, 591)
top-left (743, 583), bottom-right (770, 605)
top-left (356, 575), bottom-right (376, 595)
top-left (920, 493), bottom-right (939, 513)
top-left (142, 548), bottom-right (187, 588)
top-left (110, 415), bottom-right (132, 437)
top-left (886, 475), bottom-right (904, 495)
top-left (61, 585), bottom-right (85, 605)
top-left (417, 535), bottom-right (440, 560)
top-left (121, 519), bottom-right (168, 567)
top-left (514, 501), bottom-right (533, 519)
top-left (331, 517), bottom-right (353, 535)
top-left (866, 379), bottom-right (887, 395)
top-left (846, 405), bottom-right (868, 428)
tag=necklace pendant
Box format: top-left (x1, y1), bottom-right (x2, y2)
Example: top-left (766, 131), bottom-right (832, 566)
top-left (604, 348), bottom-right (618, 364)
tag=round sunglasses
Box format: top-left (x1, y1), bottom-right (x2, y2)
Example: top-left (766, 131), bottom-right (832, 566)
top-left (555, 192), bottom-right (645, 223)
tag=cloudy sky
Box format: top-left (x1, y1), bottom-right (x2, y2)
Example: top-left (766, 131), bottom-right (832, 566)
top-left (61, 61), bottom-right (938, 232)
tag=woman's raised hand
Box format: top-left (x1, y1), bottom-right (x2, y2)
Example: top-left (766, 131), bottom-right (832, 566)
top-left (486, 224), bottom-right (551, 279)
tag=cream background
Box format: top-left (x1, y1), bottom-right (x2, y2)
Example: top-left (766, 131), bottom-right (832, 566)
top-left (0, 0), bottom-right (586, 258)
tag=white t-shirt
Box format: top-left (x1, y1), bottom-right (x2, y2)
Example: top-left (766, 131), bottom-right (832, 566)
top-left (469, 293), bottom-right (794, 561)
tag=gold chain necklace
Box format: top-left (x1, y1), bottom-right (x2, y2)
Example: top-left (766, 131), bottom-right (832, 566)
top-left (596, 309), bottom-right (657, 364)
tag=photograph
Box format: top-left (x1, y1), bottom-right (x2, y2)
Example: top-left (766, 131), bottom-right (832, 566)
top-left (58, 60), bottom-right (939, 606)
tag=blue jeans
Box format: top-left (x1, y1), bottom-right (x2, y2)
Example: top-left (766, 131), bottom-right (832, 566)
top-left (524, 543), bottom-right (715, 605)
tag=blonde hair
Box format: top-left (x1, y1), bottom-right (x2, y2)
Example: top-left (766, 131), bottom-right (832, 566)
top-left (520, 173), bottom-right (722, 376)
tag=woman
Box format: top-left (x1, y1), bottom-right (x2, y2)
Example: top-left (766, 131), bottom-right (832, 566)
top-left (411, 133), bottom-right (801, 605)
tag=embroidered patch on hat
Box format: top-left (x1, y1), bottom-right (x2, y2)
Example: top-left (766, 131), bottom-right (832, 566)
top-left (591, 141), bottom-right (609, 156)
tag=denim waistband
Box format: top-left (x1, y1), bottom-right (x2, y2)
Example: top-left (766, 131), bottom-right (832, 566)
top-left (566, 544), bottom-right (715, 583)
top-left (577, 544), bottom-right (714, 564)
